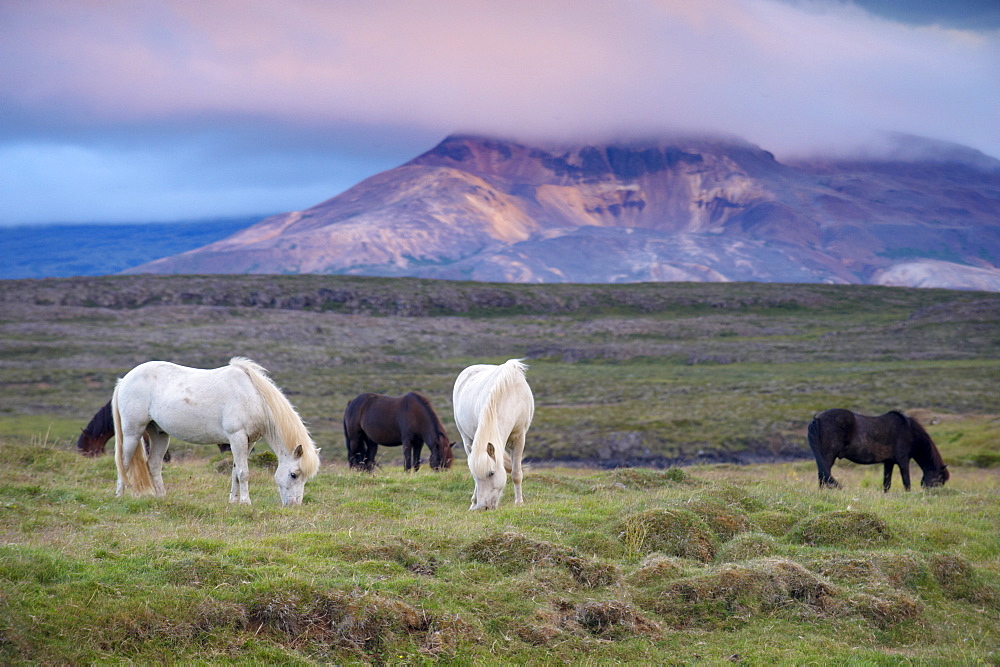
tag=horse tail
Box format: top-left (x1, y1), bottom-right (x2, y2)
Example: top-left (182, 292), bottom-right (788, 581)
top-left (230, 357), bottom-right (320, 480)
top-left (112, 379), bottom-right (154, 495)
top-left (807, 416), bottom-right (821, 454)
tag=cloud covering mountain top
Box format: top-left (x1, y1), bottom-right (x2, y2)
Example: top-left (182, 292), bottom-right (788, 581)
top-left (1, 0), bottom-right (998, 224)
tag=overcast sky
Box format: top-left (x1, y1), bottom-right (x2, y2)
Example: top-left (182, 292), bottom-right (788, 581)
top-left (1, 0), bottom-right (998, 225)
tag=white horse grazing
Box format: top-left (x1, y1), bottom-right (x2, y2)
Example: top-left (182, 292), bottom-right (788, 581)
top-left (453, 359), bottom-right (534, 510)
top-left (113, 357), bottom-right (320, 506)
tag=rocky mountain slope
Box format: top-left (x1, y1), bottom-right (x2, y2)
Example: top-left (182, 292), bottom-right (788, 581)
top-left (129, 134), bottom-right (1000, 290)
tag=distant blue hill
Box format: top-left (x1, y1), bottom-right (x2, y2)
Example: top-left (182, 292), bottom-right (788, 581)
top-left (0, 217), bottom-right (261, 279)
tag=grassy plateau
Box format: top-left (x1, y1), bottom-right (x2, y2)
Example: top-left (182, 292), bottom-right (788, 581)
top-left (0, 275), bottom-right (997, 663)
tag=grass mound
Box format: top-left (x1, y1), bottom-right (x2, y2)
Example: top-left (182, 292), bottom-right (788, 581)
top-left (643, 558), bottom-right (834, 629)
top-left (336, 539), bottom-right (440, 576)
top-left (791, 510), bottom-right (893, 547)
top-left (640, 556), bottom-right (923, 630)
top-left (608, 467), bottom-right (695, 489)
top-left (716, 532), bottom-right (780, 563)
top-left (685, 498), bottom-right (753, 540)
top-left (824, 589), bottom-right (922, 629)
top-left (627, 554), bottom-right (690, 587)
top-left (749, 510), bottom-right (799, 536)
top-left (930, 553), bottom-right (1000, 609)
top-left (515, 599), bottom-right (661, 644)
top-left (619, 508), bottom-right (717, 562)
top-left (247, 588), bottom-right (474, 660)
top-left (461, 531), bottom-right (619, 588)
top-left (808, 551), bottom-right (931, 591)
top-left (696, 483), bottom-right (767, 513)
top-left (573, 600), bottom-right (661, 638)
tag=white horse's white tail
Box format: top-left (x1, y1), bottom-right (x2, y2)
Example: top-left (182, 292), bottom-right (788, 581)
top-left (112, 379), bottom-right (155, 495)
top-left (229, 357), bottom-right (320, 481)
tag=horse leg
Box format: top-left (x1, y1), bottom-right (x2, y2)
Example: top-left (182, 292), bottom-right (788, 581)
top-left (898, 459), bottom-right (912, 491)
top-left (408, 438), bottom-right (424, 472)
top-left (813, 451), bottom-right (840, 488)
top-left (510, 430), bottom-right (526, 505)
top-left (882, 462), bottom-right (894, 493)
top-left (364, 437), bottom-right (378, 472)
top-left (228, 432), bottom-right (252, 505)
top-left (402, 438), bottom-right (414, 472)
top-left (146, 431), bottom-right (170, 497)
top-left (807, 420), bottom-right (841, 488)
top-left (345, 422), bottom-right (364, 470)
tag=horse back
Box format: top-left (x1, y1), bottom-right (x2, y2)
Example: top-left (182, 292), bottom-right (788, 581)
top-left (117, 361), bottom-right (263, 443)
top-left (454, 360), bottom-right (533, 443)
top-left (346, 393), bottom-right (407, 444)
top-left (814, 409), bottom-right (905, 464)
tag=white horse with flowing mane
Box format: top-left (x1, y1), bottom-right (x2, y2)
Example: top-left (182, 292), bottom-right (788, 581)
top-left (453, 359), bottom-right (534, 510)
top-left (113, 357), bottom-right (320, 506)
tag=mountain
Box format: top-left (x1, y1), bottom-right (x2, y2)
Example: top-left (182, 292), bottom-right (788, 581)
top-left (128, 134), bottom-right (1000, 290)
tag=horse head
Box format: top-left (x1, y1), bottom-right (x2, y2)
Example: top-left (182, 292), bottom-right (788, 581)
top-left (76, 429), bottom-right (108, 457)
top-left (273, 444), bottom-right (320, 506)
top-left (429, 438), bottom-right (455, 471)
top-left (921, 465), bottom-right (949, 488)
top-left (469, 442), bottom-right (506, 510)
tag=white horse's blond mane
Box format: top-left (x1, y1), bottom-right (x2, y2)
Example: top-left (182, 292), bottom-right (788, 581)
top-left (229, 357), bottom-right (319, 479)
top-left (469, 359), bottom-right (529, 480)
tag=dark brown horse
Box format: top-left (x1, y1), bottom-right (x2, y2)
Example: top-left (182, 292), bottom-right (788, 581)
top-left (76, 400), bottom-right (230, 459)
top-left (807, 409), bottom-right (949, 492)
top-left (344, 392), bottom-right (454, 472)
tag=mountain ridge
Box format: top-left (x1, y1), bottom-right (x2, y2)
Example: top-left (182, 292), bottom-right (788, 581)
top-left (128, 133), bottom-right (1000, 290)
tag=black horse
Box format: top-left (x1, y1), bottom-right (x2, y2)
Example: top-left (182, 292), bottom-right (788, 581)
top-left (343, 392), bottom-right (454, 472)
top-left (76, 400), bottom-right (230, 459)
top-left (807, 409), bottom-right (949, 492)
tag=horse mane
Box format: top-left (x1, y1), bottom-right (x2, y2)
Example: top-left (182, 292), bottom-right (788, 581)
top-left (408, 392), bottom-right (448, 442)
top-left (85, 401), bottom-right (114, 437)
top-left (229, 357), bottom-right (319, 479)
top-left (469, 360), bottom-right (529, 480)
top-left (905, 414), bottom-right (946, 471)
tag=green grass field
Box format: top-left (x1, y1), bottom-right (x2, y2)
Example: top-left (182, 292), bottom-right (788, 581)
top-left (0, 441), bottom-right (996, 663)
top-left (0, 276), bottom-right (997, 662)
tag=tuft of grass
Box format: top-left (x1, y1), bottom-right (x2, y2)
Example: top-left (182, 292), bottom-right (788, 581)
top-left (619, 508), bottom-right (718, 562)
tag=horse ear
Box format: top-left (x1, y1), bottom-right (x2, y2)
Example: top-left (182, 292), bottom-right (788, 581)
top-left (486, 442), bottom-right (496, 461)
top-left (449, 442), bottom-right (456, 449)
top-left (293, 444), bottom-right (303, 459)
